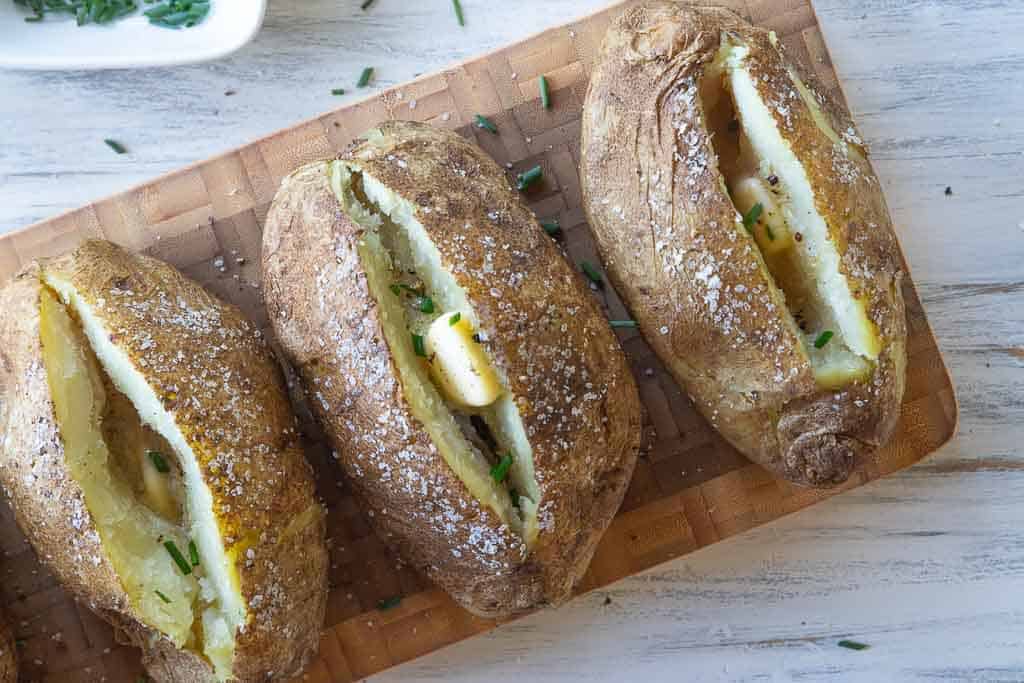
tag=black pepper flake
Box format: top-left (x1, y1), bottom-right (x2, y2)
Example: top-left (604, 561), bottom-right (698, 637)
top-left (767, 174), bottom-right (779, 186)
top-left (794, 232), bottom-right (803, 242)
top-left (944, 186), bottom-right (953, 196)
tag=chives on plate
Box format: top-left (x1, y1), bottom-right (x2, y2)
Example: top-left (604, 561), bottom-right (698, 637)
top-left (451, 0), bottom-right (464, 26)
top-left (474, 114), bottom-right (498, 134)
top-left (145, 1), bottom-right (211, 29)
top-left (539, 75), bottom-right (551, 109)
top-left (516, 165), bottom-right (543, 191)
top-left (164, 540), bottom-right (192, 575)
top-left (357, 67), bottom-right (374, 88)
top-left (104, 138), bottom-right (127, 154)
top-left (360, 0), bottom-right (374, 9)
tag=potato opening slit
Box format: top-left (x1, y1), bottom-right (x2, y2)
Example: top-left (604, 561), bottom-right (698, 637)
top-left (329, 160), bottom-right (541, 546)
top-left (700, 38), bottom-right (881, 389)
top-left (37, 281), bottom-right (241, 681)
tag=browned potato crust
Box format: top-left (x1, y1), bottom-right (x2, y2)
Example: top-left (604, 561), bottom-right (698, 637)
top-left (263, 121), bottom-right (642, 616)
top-left (0, 609), bottom-right (14, 683)
top-left (0, 241), bottom-right (328, 682)
top-left (581, 3), bottom-right (906, 486)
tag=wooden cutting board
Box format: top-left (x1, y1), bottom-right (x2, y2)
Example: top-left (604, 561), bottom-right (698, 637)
top-left (0, 0), bottom-right (957, 681)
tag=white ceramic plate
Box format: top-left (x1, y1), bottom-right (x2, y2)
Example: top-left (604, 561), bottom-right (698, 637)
top-left (0, 0), bottom-right (266, 70)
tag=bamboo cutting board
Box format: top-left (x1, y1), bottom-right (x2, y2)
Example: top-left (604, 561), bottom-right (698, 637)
top-left (0, 1), bottom-right (957, 681)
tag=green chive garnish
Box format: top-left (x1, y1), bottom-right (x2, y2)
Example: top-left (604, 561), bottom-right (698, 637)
top-left (581, 261), bottom-right (604, 288)
top-left (412, 334), bottom-right (427, 357)
top-left (360, 0), bottom-right (374, 9)
top-left (609, 320), bottom-right (638, 328)
top-left (516, 165), bottom-right (543, 191)
top-left (837, 640), bottom-right (869, 651)
top-left (540, 219), bottom-right (561, 236)
top-left (104, 139), bottom-right (127, 155)
top-left (154, 589), bottom-right (171, 604)
top-left (188, 539), bottom-right (200, 567)
top-left (390, 283), bottom-right (402, 296)
top-left (474, 114), bottom-right (498, 134)
top-left (377, 595), bottom-right (402, 610)
top-left (742, 202), bottom-right (763, 231)
top-left (147, 450), bottom-right (170, 473)
top-left (491, 453), bottom-right (513, 483)
top-left (164, 540), bottom-right (192, 575)
top-left (331, 88), bottom-right (346, 96)
top-left (539, 75), bottom-right (551, 109)
top-left (357, 67), bottom-right (374, 88)
top-left (765, 223), bottom-right (776, 241)
top-left (449, 312), bottom-right (462, 326)
top-left (418, 296), bottom-right (435, 314)
top-left (814, 330), bottom-right (834, 349)
top-left (451, 0), bottom-right (464, 26)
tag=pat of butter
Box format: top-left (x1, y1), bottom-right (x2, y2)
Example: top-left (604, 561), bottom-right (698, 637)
top-left (731, 175), bottom-right (793, 254)
top-left (425, 312), bottom-right (502, 408)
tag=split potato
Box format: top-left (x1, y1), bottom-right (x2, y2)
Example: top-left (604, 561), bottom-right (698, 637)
top-left (581, 3), bottom-right (907, 486)
top-left (263, 121), bottom-right (642, 617)
top-left (0, 240), bottom-right (328, 682)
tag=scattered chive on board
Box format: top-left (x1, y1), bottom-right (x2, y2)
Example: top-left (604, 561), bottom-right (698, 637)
top-left (490, 453), bottom-right (513, 483)
top-left (581, 261), bottom-right (604, 287)
top-left (540, 219), bottom-right (561, 236)
top-left (814, 330), bottom-right (834, 349)
top-left (609, 320), bottom-right (638, 328)
top-left (539, 75), bottom-right (551, 109)
top-left (451, 0), bottom-right (464, 26)
top-left (837, 640), bottom-right (870, 651)
top-left (104, 138), bottom-right (127, 154)
top-left (516, 165), bottom-right (543, 191)
top-left (377, 595), bottom-right (402, 610)
top-left (331, 88), bottom-right (346, 96)
top-left (360, 0), bottom-right (374, 9)
top-left (742, 202), bottom-right (763, 231)
top-left (163, 540), bottom-right (192, 575)
top-left (357, 67), bottom-right (374, 88)
top-left (147, 450), bottom-right (170, 473)
top-left (474, 114), bottom-right (498, 134)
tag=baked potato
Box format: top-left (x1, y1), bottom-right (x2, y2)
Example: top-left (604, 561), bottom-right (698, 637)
top-left (262, 121), bottom-right (642, 617)
top-left (0, 608), bottom-right (14, 683)
top-left (0, 240), bottom-right (328, 682)
top-left (580, 3), bottom-right (907, 486)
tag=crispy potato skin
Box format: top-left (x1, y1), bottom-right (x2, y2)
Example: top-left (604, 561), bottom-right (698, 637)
top-left (263, 121), bottom-right (642, 617)
top-left (0, 609), bottom-right (15, 683)
top-left (0, 242), bottom-right (328, 682)
top-left (580, 3), bottom-right (906, 486)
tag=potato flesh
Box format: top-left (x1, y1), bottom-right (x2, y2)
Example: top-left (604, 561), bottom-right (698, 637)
top-left (707, 42), bottom-right (879, 387)
top-left (41, 278), bottom-right (242, 681)
top-left (38, 289), bottom-right (199, 645)
top-left (331, 161), bottom-right (540, 543)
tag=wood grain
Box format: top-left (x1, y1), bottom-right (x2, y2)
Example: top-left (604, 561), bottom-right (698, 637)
top-left (1, 0), bottom-right (1017, 681)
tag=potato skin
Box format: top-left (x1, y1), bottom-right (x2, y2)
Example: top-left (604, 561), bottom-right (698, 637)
top-left (580, 3), bottom-right (906, 486)
top-left (0, 608), bottom-right (14, 683)
top-left (263, 121), bottom-right (642, 617)
top-left (0, 241), bottom-right (329, 682)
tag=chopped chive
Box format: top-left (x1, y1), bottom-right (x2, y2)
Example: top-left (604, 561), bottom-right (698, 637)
top-left (491, 453), bottom-right (513, 483)
top-left (765, 223), bottom-right (776, 241)
top-left (412, 333), bottom-right (427, 357)
top-left (377, 595), bottom-right (402, 610)
top-left (742, 202), bottom-right (763, 231)
top-left (389, 283), bottom-right (402, 296)
top-left (474, 114), bottom-right (498, 134)
top-left (581, 261), bottom-right (604, 288)
top-left (188, 539), bottom-right (200, 567)
top-left (539, 75), bottom-right (551, 109)
top-left (510, 488), bottom-right (521, 508)
top-left (540, 219), bottom-right (561, 236)
top-left (418, 296), bottom-right (435, 314)
top-left (451, 0), bottom-right (464, 26)
top-left (357, 67), bottom-right (374, 88)
top-left (814, 330), bottom-right (834, 349)
top-left (360, 0), bottom-right (374, 9)
top-left (516, 165), bottom-right (543, 192)
top-left (331, 88), bottom-right (346, 96)
top-left (837, 640), bottom-right (869, 651)
top-left (609, 320), bottom-right (638, 328)
top-left (449, 312), bottom-right (461, 326)
top-left (147, 450), bottom-right (170, 473)
top-left (154, 589), bottom-right (171, 604)
top-left (164, 540), bottom-right (192, 575)
top-left (104, 139), bottom-right (127, 155)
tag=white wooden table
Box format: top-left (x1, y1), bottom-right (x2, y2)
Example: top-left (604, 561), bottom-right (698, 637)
top-left (2, 1), bottom-right (1022, 680)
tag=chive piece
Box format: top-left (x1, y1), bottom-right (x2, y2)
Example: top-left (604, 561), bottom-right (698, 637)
top-left (357, 67), bottom-right (374, 88)
top-left (491, 453), bottom-right (513, 483)
top-left (451, 0), bottom-right (464, 26)
top-left (418, 296), bottom-right (435, 314)
top-left (164, 541), bottom-right (192, 575)
top-left (539, 75), bottom-right (551, 109)
top-left (331, 88), bottom-right (346, 96)
top-left (389, 283), bottom-right (402, 296)
top-left (609, 320), bottom-right (638, 328)
top-left (154, 589), bottom-right (171, 604)
top-left (147, 450), bottom-right (170, 473)
top-left (814, 330), bottom-right (834, 349)
top-left (516, 165), bottom-right (543, 192)
top-left (510, 488), bottom-right (521, 508)
top-left (360, 0), bottom-right (374, 9)
top-left (377, 595), bottom-right (402, 610)
top-left (412, 333), bottom-right (427, 357)
top-left (540, 219), bottom-right (561, 236)
top-left (765, 223), bottom-right (776, 241)
top-left (837, 640), bottom-right (869, 651)
top-left (742, 202), bottom-right (763, 231)
top-left (581, 261), bottom-right (604, 288)
top-left (474, 114), bottom-right (498, 134)
top-left (188, 539), bottom-right (200, 567)
top-left (104, 139), bottom-right (127, 155)
top-left (449, 312), bottom-right (461, 326)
